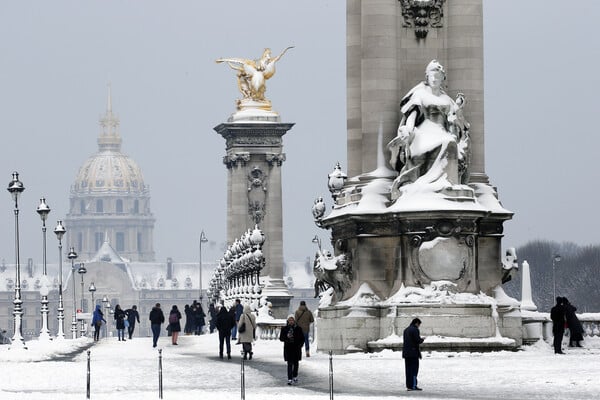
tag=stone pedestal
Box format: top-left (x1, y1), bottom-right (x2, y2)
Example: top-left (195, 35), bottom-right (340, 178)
top-left (318, 302), bottom-right (520, 354)
top-left (214, 120), bottom-right (294, 318)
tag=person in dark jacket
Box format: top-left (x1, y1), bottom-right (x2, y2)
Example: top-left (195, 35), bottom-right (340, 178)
top-left (183, 304), bottom-right (193, 335)
top-left (208, 303), bottom-right (217, 334)
top-left (114, 304), bottom-right (127, 341)
top-left (125, 305), bottom-right (140, 340)
top-left (231, 299), bottom-right (243, 340)
top-left (169, 305), bottom-right (182, 345)
top-left (215, 304), bottom-right (235, 359)
top-left (280, 315), bottom-right (305, 385)
top-left (149, 303), bottom-right (165, 348)
top-left (192, 302), bottom-right (206, 335)
top-left (403, 318), bottom-right (425, 391)
top-left (563, 297), bottom-right (584, 347)
top-left (91, 304), bottom-right (106, 342)
top-left (550, 297), bottom-right (566, 354)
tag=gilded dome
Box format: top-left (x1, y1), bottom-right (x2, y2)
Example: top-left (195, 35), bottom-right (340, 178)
top-left (72, 150), bottom-right (146, 194)
top-left (71, 88), bottom-right (147, 194)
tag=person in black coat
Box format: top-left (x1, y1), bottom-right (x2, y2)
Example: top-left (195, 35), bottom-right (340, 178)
top-left (168, 305), bottom-right (182, 345)
top-left (550, 297), bottom-right (566, 354)
top-left (215, 304), bottom-right (235, 359)
top-left (563, 297), bottom-right (584, 347)
top-left (279, 315), bottom-right (305, 385)
top-left (125, 305), bottom-right (140, 340)
top-left (403, 318), bottom-right (425, 391)
top-left (208, 303), bottom-right (217, 334)
top-left (149, 303), bottom-right (165, 348)
top-left (184, 304), bottom-right (193, 335)
top-left (114, 304), bottom-right (127, 341)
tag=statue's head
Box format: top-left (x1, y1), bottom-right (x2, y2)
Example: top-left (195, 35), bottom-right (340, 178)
top-left (425, 60), bottom-right (446, 88)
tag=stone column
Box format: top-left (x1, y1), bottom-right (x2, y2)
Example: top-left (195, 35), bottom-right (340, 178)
top-left (214, 122), bottom-right (294, 318)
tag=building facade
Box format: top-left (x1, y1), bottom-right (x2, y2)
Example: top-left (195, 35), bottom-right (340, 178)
top-left (64, 87), bottom-right (155, 262)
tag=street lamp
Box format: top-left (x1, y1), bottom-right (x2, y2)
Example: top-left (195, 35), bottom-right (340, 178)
top-left (7, 172), bottom-right (26, 349)
top-left (67, 247), bottom-right (78, 338)
top-left (36, 198), bottom-right (51, 340)
top-left (102, 296), bottom-right (109, 339)
top-left (78, 263), bottom-right (87, 336)
top-left (312, 235), bottom-right (322, 252)
top-left (88, 282), bottom-right (96, 309)
top-left (552, 254), bottom-right (562, 301)
top-left (53, 220), bottom-right (66, 339)
top-left (199, 231), bottom-right (208, 302)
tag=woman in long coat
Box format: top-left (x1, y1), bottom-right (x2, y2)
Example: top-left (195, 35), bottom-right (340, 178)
top-left (169, 305), bottom-right (182, 345)
top-left (279, 315), bottom-right (305, 385)
top-left (237, 304), bottom-right (256, 360)
top-left (114, 304), bottom-right (127, 341)
top-left (564, 298), bottom-right (584, 347)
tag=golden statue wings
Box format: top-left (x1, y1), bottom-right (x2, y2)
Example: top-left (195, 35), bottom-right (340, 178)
top-left (216, 46), bottom-right (294, 102)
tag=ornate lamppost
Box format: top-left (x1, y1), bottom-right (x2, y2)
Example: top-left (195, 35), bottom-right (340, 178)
top-left (102, 296), bottom-right (109, 339)
top-left (78, 263), bottom-right (87, 336)
top-left (88, 282), bottom-right (96, 310)
top-left (36, 198), bottom-right (51, 340)
top-left (7, 172), bottom-right (26, 349)
top-left (53, 220), bottom-right (66, 339)
top-left (67, 247), bottom-right (78, 338)
top-left (552, 254), bottom-right (562, 301)
top-left (199, 230), bottom-right (208, 303)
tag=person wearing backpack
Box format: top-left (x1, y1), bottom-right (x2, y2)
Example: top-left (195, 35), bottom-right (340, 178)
top-left (168, 305), bottom-right (182, 345)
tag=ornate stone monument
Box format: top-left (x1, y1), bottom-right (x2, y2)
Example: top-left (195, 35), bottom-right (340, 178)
top-left (214, 48), bottom-right (294, 318)
top-left (312, 1), bottom-right (521, 353)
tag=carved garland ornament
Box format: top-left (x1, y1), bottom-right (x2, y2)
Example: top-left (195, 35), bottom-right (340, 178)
top-left (399, 0), bottom-right (445, 39)
top-left (247, 167), bottom-right (267, 224)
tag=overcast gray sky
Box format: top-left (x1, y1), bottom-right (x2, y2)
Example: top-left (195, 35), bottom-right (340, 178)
top-left (0, 1), bottom-right (598, 267)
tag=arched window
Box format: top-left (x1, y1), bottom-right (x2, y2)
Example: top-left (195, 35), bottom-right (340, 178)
top-left (116, 199), bottom-right (123, 213)
top-left (80, 200), bottom-right (86, 214)
top-left (96, 199), bottom-right (103, 213)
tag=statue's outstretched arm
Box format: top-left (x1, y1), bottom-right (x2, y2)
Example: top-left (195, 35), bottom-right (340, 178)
top-left (272, 46), bottom-right (294, 63)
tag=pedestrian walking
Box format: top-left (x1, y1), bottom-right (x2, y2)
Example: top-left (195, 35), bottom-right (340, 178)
top-left (114, 304), bottom-right (127, 341)
top-left (279, 314), bottom-right (305, 385)
top-left (168, 305), bottom-right (182, 345)
top-left (149, 303), bottom-right (165, 348)
top-left (237, 304), bottom-right (256, 360)
top-left (403, 318), bottom-right (425, 391)
top-left (215, 304), bottom-right (235, 359)
top-left (184, 304), bottom-right (193, 335)
top-left (195, 303), bottom-right (206, 335)
top-left (231, 299), bottom-right (243, 340)
top-left (125, 305), bottom-right (140, 339)
top-left (294, 300), bottom-right (315, 357)
top-left (563, 297), bottom-right (584, 347)
top-left (91, 304), bottom-right (106, 342)
top-left (550, 297), bottom-right (566, 354)
top-left (208, 303), bottom-right (217, 334)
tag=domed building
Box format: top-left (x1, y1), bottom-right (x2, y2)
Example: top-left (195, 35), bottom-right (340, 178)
top-left (64, 88), bottom-right (155, 262)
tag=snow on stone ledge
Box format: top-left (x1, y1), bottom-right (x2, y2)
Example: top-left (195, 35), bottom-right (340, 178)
top-left (337, 282), bottom-right (381, 307)
top-left (383, 281), bottom-right (497, 306)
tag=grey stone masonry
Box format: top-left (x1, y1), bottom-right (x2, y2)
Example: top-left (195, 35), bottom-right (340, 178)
top-left (214, 122), bottom-right (294, 318)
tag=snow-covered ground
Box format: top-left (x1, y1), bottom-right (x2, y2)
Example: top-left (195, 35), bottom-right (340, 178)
top-left (1, 334), bottom-right (599, 400)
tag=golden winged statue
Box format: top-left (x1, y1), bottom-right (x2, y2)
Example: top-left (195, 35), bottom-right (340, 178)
top-left (216, 46), bottom-right (294, 104)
